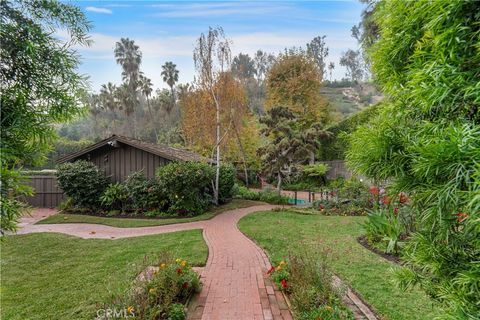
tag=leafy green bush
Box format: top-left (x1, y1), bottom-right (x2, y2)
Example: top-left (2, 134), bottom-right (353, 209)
top-left (56, 160), bottom-right (109, 208)
top-left (236, 185), bottom-right (260, 200)
top-left (362, 207), bottom-right (407, 255)
top-left (235, 186), bottom-right (289, 204)
top-left (218, 164), bottom-right (236, 204)
top-left (103, 254), bottom-right (199, 320)
top-left (100, 183), bottom-right (129, 212)
top-left (125, 171), bottom-right (167, 212)
top-left (157, 161), bottom-right (214, 216)
top-left (258, 189), bottom-right (289, 205)
top-left (347, 1), bottom-right (480, 317)
top-left (267, 251), bottom-right (353, 320)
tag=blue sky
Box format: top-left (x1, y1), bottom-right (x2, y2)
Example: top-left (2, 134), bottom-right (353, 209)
top-left (66, 1), bottom-right (366, 92)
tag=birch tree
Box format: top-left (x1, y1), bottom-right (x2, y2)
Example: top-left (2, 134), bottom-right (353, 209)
top-left (193, 27), bottom-right (232, 205)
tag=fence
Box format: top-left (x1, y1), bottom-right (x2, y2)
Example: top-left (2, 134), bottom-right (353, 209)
top-left (319, 160), bottom-right (352, 180)
top-left (22, 175), bottom-right (65, 208)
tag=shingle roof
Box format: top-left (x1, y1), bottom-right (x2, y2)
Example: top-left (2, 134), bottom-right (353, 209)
top-left (57, 134), bottom-right (214, 164)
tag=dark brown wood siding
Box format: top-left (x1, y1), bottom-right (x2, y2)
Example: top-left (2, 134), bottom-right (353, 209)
top-left (22, 175), bottom-right (65, 208)
top-left (77, 143), bottom-right (170, 182)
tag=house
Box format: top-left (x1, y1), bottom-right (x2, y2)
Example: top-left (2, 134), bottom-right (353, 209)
top-left (57, 135), bottom-right (211, 182)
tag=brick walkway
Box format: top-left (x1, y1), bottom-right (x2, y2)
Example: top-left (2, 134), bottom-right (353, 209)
top-left (17, 205), bottom-right (292, 320)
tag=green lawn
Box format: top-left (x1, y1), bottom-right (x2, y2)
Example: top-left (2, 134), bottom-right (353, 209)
top-left (37, 199), bottom-right (263, 228)
top-left (238, 210), bottom-right (442, 320)
top-left (1, 230), bottom-right (207, 320)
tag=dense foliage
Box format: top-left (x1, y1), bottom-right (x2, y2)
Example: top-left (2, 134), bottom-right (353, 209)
top-left (218, 164), bottom-right (236, 204)
top-left (157, 161), bottom-right (214, 215)
top-left (347, 1), bottom-right (480, 318)
top-left (319, 104), bottom-right (381, 160)
top-left (0, 0), bottom-right (90, 233)
top-left (56, 161), bottom-right (109, 209)
top-left (235, 185), bottom-right (289, 205)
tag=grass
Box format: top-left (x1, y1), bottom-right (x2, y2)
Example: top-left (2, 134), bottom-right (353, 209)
top-left (1, 230), bottom-right (207, 320)
top-left (37, 199), bottom-right (264, 228)
top-left (238, 210), bottom-right (443, 320)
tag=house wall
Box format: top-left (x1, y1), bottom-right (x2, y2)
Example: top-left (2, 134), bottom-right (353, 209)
top-left (78, 143), bottom-right (170, 182)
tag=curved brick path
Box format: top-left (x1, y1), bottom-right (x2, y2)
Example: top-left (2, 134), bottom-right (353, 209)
top-left (17, 206), bottom-right (292, 320)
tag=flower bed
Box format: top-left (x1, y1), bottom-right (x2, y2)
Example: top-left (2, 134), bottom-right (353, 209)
top-left (267, 252), bottom-right (353, 320)
top-left (101, 254), bottom-right (200, 320)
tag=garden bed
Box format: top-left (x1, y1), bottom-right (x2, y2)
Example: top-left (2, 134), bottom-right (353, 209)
top-left (357, 235), bottom-right (401, 265)
top-left (37, 199), bottom-right (264, 228)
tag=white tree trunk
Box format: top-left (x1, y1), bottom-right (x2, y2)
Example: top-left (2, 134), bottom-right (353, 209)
top-left (214, 102), bottom-right (220, 205)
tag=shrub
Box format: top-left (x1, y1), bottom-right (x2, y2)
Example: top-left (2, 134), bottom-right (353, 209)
top-left (157, 162), bottom-right (214, 216)
top-left (362, 207), bottom-right (406, 255)
top-left (100, 183), bottom-right (129, 212)
top-left (267, 251), bottom-right (353, 320)
top-left (56, 160), bottom-right (109, 208)
top-left (218, 164), bottom-right (236, 204)
top-left (346, 1), bottom-right (480, 317)
top-left (125, 171), bottom-right (167, 212)
top-left (236, 185), bottom-right (260, 200)
top-left (258, 189), bottom-right (289, 205)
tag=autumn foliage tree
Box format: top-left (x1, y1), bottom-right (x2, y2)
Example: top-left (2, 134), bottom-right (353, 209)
top-left (181, 72), bottom-right (259, 185)
top-left (263, 51), bottom-right (331, 167)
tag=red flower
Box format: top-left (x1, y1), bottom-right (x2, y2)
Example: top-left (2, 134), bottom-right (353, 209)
top-left (394, 207), bottom-right (399, 215)
top-left (280, 279), bottom-right (288, 289)
top-left (382, 196), bottom-right (391, 205)
top-left (369, 186), bottom-right (379, 195)
top-left (182, 282), bottom-right (189, 289)
top-left (456, 213), bottom-right (469, 223)
top-left (267, 266), bottom-right (275, 275)
top-left (176, 268), bottom-right (183, 274)
top-left (319, 204), bottom-right (325, 210)
top-left (399, 193), bottom-right (409, 204)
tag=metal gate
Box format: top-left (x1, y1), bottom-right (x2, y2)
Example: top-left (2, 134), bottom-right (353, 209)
top-left (23, 175), bottom-right (65, 208)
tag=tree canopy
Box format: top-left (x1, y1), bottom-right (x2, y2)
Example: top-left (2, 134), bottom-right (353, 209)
top-left (0, 0), bottom-right (91, 233)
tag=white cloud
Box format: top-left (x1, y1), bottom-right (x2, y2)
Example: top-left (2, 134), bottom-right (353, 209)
top-left (150, 2), bottom-right (290, 18)
top-left (85, 6), bottom-right (112, 14)
top-left (76, 30), bottom-right (359, 91)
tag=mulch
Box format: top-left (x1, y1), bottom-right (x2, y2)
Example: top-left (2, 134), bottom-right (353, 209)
top-left (357, 235), bottom-right (402, 265)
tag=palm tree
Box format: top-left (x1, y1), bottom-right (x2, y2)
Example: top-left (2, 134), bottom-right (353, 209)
top-left (99, 82), bottom-right (118, 134)
top-left (161, 61), bottom-right (179, 112)
top-left (139, 75), bottom-right (159, 143)
top-left (115, 83), bottom-right (136, 137)
top-left (115, 38), bottom-right (142, 88)
top-left (115, 38), bottom-right (142, 137)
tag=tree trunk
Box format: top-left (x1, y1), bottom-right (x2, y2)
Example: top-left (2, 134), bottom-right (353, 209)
top-left (309, 151), bottom-right (315, 165)
top-left (277, 172), bottom-right (282, 193)
top-left (170, 86), bottom-right (176, 112)
top-left (214, 103), bottom-right (220, 205)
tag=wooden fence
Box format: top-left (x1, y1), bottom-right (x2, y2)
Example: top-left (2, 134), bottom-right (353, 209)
top-left (22, 175), bottom-right (65, 208)
top-left (319, 160), bottom-right (352, 180)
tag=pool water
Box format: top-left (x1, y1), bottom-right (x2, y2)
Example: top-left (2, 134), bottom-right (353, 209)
top-left (287, 198), bottom-right (309, 205)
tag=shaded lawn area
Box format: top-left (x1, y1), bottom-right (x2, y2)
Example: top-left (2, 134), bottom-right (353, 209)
top-left (238, 210), bottom-right (442, 320)
top-left (37, 199), bottom-right (264, 228)
top-left (1, 230), bottom-right (207, 320)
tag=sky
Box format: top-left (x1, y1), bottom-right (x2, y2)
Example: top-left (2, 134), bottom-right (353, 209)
top-left (65, 1), bottom-right (366, 92)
